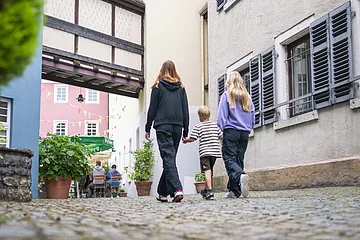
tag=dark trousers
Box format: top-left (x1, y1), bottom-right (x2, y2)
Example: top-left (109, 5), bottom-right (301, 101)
top-left (222, 128), bottom-right (249, 197)
top-left (155, 124), bottom-right (183, 196)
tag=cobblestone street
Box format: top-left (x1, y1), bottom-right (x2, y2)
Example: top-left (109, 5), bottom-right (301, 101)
top-left (0, 187), bottom-right (359, 240)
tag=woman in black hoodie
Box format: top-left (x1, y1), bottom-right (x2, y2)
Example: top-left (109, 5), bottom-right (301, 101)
top-left (145, 60), bottom-right (189, 203)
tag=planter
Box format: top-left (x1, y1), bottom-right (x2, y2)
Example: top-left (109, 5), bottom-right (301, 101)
top-left (0, 147), bottom-right (33, 202)
top-left (45, 177), bottom-right (72, 199)
top-left (194, 182), bottom-right (206, 194)
top-left (135, 180), bottom-right (152, 196)
top-left (119, 192), bottom-right (127, 197)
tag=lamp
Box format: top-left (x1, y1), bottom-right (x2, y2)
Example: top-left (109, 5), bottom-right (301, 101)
top-left (77, 88), bottom-right (85, 102)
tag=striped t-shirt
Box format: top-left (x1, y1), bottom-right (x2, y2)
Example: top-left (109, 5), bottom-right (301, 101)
top-left (190, 121), bottom-right (222, 158)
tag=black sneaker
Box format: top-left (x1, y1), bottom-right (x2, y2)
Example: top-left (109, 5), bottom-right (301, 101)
top-left (205, 189), bottom-right (215, 200)
top-left (200, 189), bottom-right (207, 199)
top-left (156, 195), bottom-right (168, 203)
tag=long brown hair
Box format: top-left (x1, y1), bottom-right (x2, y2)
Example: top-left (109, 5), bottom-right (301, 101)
top-left (226, 71), bottom-right (251, 112)
top-left (154, 60), bottom-right (184, 88)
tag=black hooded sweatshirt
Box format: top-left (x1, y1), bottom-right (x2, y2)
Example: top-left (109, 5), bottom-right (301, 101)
top-left (145, 80), bottom-right (189, 137)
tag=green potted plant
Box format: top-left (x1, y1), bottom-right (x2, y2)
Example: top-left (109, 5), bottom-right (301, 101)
top-left (39, 134), bottom-right (92, 199)
top-left (119, 187), bottom-right (127, 197)
top-left (126, 139), bottom-right (156, 196)
top-left (194, 172), bottom-right (206, 194)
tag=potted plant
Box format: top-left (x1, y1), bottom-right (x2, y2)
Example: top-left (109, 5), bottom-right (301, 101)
top-left (194, 172), bottom-right (206, 194)
top-left (126, 139), bottom-right (156, 196)
top-left (39, 134), bottom-right (92, 199)
top-left (119, 187), bottom-right (127, 197)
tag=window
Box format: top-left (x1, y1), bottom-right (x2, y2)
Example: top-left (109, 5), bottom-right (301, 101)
top-left (0, 98), bottom-right (11, 147)
top-left (86, 121), bottom-right (98, 136)
top-left (86, 89), bottom-right (100, 104)
top-left (54, 85), bottom-right (68, 103)
top-left (218, 74), bottom-right (226, 104)
top-left (240, 68), bottom-right (251, 93)
top-left (54, 121), bottom-right (67, 136)
top-left (287, 35), bottom-right (312, 116)
top-left (216, 0), bottom-right (227, 11)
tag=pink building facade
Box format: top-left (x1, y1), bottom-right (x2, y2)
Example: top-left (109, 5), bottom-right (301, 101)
top-left (40, 80), bottom-right (109, 138)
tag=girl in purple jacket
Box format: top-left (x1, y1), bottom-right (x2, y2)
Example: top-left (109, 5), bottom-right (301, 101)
top-left (217, 71), bottom-right (255, 198)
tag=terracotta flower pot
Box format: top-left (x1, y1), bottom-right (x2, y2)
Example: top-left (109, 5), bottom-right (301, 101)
top-left (119, 192), bottom-right (127, 197)
top-left (194, 182), bottom-right (206, 194)
top-left (135, 180), bottom-right (152, 196)
top-left (45, 177), bottom-right (71, 199)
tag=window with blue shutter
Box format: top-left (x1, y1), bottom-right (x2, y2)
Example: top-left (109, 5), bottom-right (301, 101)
top-left (329, 2), bottom-right (353, 103)
top-left (218, 74), bottom-right (226, 104)
top-left (310, 2), bottom-right (353, 108)
top-left (216, 0), bottom-right (227, 11)
top-left (261, 47), bottom-right (276, 124)
top-left (249, 55), bottom-right (262, 127)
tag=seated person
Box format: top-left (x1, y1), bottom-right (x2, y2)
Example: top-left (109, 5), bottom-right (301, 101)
top-left (87, 161), bottom-right (105, 198)
top-left (106, 164), bottom-right (121, 188)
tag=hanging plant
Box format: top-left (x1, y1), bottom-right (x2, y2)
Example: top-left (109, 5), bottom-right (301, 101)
top-left (0, 0), bottom-right (43, 85)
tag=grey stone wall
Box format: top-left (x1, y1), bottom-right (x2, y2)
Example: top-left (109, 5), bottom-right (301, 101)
top-left (0, 148), bottom-right (33, 202)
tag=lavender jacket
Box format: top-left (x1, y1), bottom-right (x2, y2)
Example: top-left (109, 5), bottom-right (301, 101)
top-left (217, 91), bottom-right (255, 132)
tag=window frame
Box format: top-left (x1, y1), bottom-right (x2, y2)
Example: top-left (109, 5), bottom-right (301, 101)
top-left (287, 34), bottom-right (312, 117)
top-left (54, 85), bottom-right (68, 103)
top-left (85, 89), bottom-right (100, 104)
top-left (85, 120), bottom-right (99, 136)
top-left (0, 98), bottom-right (11, 148)
top-left (53, 120), bottom-right (68, 136)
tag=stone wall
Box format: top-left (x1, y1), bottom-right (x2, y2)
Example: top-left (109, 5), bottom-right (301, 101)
top-left (214, 157), bottom-right (360, 192)
top-left (0, 148), bottom-right (33, 202)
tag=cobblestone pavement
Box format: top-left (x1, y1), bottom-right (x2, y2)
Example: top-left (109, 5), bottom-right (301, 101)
top-left (0, 187), bottom-right (359, 240)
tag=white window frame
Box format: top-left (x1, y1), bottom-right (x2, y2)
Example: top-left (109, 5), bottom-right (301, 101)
top-left (0, 98), bottom-right (11, 148)
top-left (54, 85), bottom-right (68, 103)
top-left (85, 89), bottom-right (100, 104)
top-left (85, 120), bottom-right (99, 136)
top-left (53, 120), bottom-right (68, 136)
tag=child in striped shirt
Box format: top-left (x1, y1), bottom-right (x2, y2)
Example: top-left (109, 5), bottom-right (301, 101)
top-left (183, 106), bottom-right (222, 200)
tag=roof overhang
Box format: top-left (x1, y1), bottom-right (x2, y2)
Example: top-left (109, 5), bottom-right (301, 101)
top-left (42, 46), bottom-right (144, 98)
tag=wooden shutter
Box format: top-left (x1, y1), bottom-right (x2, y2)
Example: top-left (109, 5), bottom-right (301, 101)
top-left (218, 74), bottom-right (226, 104)
top-left (249, 55), bottom-right (262, 127)
top-left (329, 2), bottom-right (353, 103)
top-left (216, 0), bottom-right (227, 11)
top-left (261, 47), bottom-right (276, 124)
top-left (310, 14), bottom-right (331, 108)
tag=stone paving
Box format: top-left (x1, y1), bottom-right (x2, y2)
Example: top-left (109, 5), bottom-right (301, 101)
top-left (0, 187), bottom-right (359, 240)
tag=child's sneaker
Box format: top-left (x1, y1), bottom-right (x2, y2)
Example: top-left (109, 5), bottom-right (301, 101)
top-left (205, 189), bottom-right (214, 200)
top-left (201, 189), bottom-right (207, 199)
top-left (224, 191), bottom-right (236, 198)
top-left (240, 174), bottom-right (249, 198)
top-left (156, 195), bottom-right (168, 202)
top-left (172, 190), bottom-right (183, 202)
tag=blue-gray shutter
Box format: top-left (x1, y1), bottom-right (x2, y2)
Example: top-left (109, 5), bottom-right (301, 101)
top-left (261, 47), bottom-right (276, 124)
top-left (216, 0), bottom-right (227, 11)
top-left (218, 74), bottom-right (226, 104)
top-left (329, 2), bottom-right (353, 103)
top-left (310, 14), bottom-right (331, 108)
top-left (249, 55), bottom-right (262, 127)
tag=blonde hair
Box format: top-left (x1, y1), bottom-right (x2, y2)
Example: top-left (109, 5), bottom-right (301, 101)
top-left (226, 71), bottom-right (251, 112)
top-left (154, 60), bottom-right (184, 88)
top-left (198, 106), bottom-right (210, 121)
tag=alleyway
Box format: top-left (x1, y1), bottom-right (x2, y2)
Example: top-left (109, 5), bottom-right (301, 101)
top-left (0, 187), bottom-right (359, 240)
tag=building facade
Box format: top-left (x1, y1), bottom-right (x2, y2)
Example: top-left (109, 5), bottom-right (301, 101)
top-left (40, 81), bottom-right (109, 137)
top-left (208, 0), bottom-right (360, 190)
top-left (109, 0), bottom-right (208, 196)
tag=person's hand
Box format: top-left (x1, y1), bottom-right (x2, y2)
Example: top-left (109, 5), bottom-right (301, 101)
top-left (182, 137), bottom-right (188, 144)
top-left (145, 132), bottom-right (150, 140)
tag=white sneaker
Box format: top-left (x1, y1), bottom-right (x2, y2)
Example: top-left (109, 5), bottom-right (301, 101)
top-left (224, 191), bottom-right (236, 198)
top-left (240, 174), bottom-right (249, 198)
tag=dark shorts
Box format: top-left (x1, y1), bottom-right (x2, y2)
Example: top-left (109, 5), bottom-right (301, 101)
top-left (200, 156), bottom-right (217, 172)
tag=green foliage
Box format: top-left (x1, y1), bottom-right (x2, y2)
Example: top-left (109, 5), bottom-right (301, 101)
top-left (103, 163), bottom-right (111, 175)
top-left (119, 187), bottom-right (126, 192)
top-left (195, 172), bottom-right (205, 182)
top-left (126, 139), bottom-right (156, 182)
top-left (0, 123), bottom-right (5, 143)
top-left (0, 0), bottom-right (43, 85)
top-left (39, 134), bottom-right (92, 182)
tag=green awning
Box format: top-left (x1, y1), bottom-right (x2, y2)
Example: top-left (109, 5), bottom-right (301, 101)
top-left (70, 135), bottom-right (114, 153)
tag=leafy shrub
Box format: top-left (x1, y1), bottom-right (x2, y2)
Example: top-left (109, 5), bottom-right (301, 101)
top-left (0, 0), bottom-right (42, 85)
top-left (39, 134), bottom-right (92, 181)
top-left (195, 172), bottom-right (205, 182)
